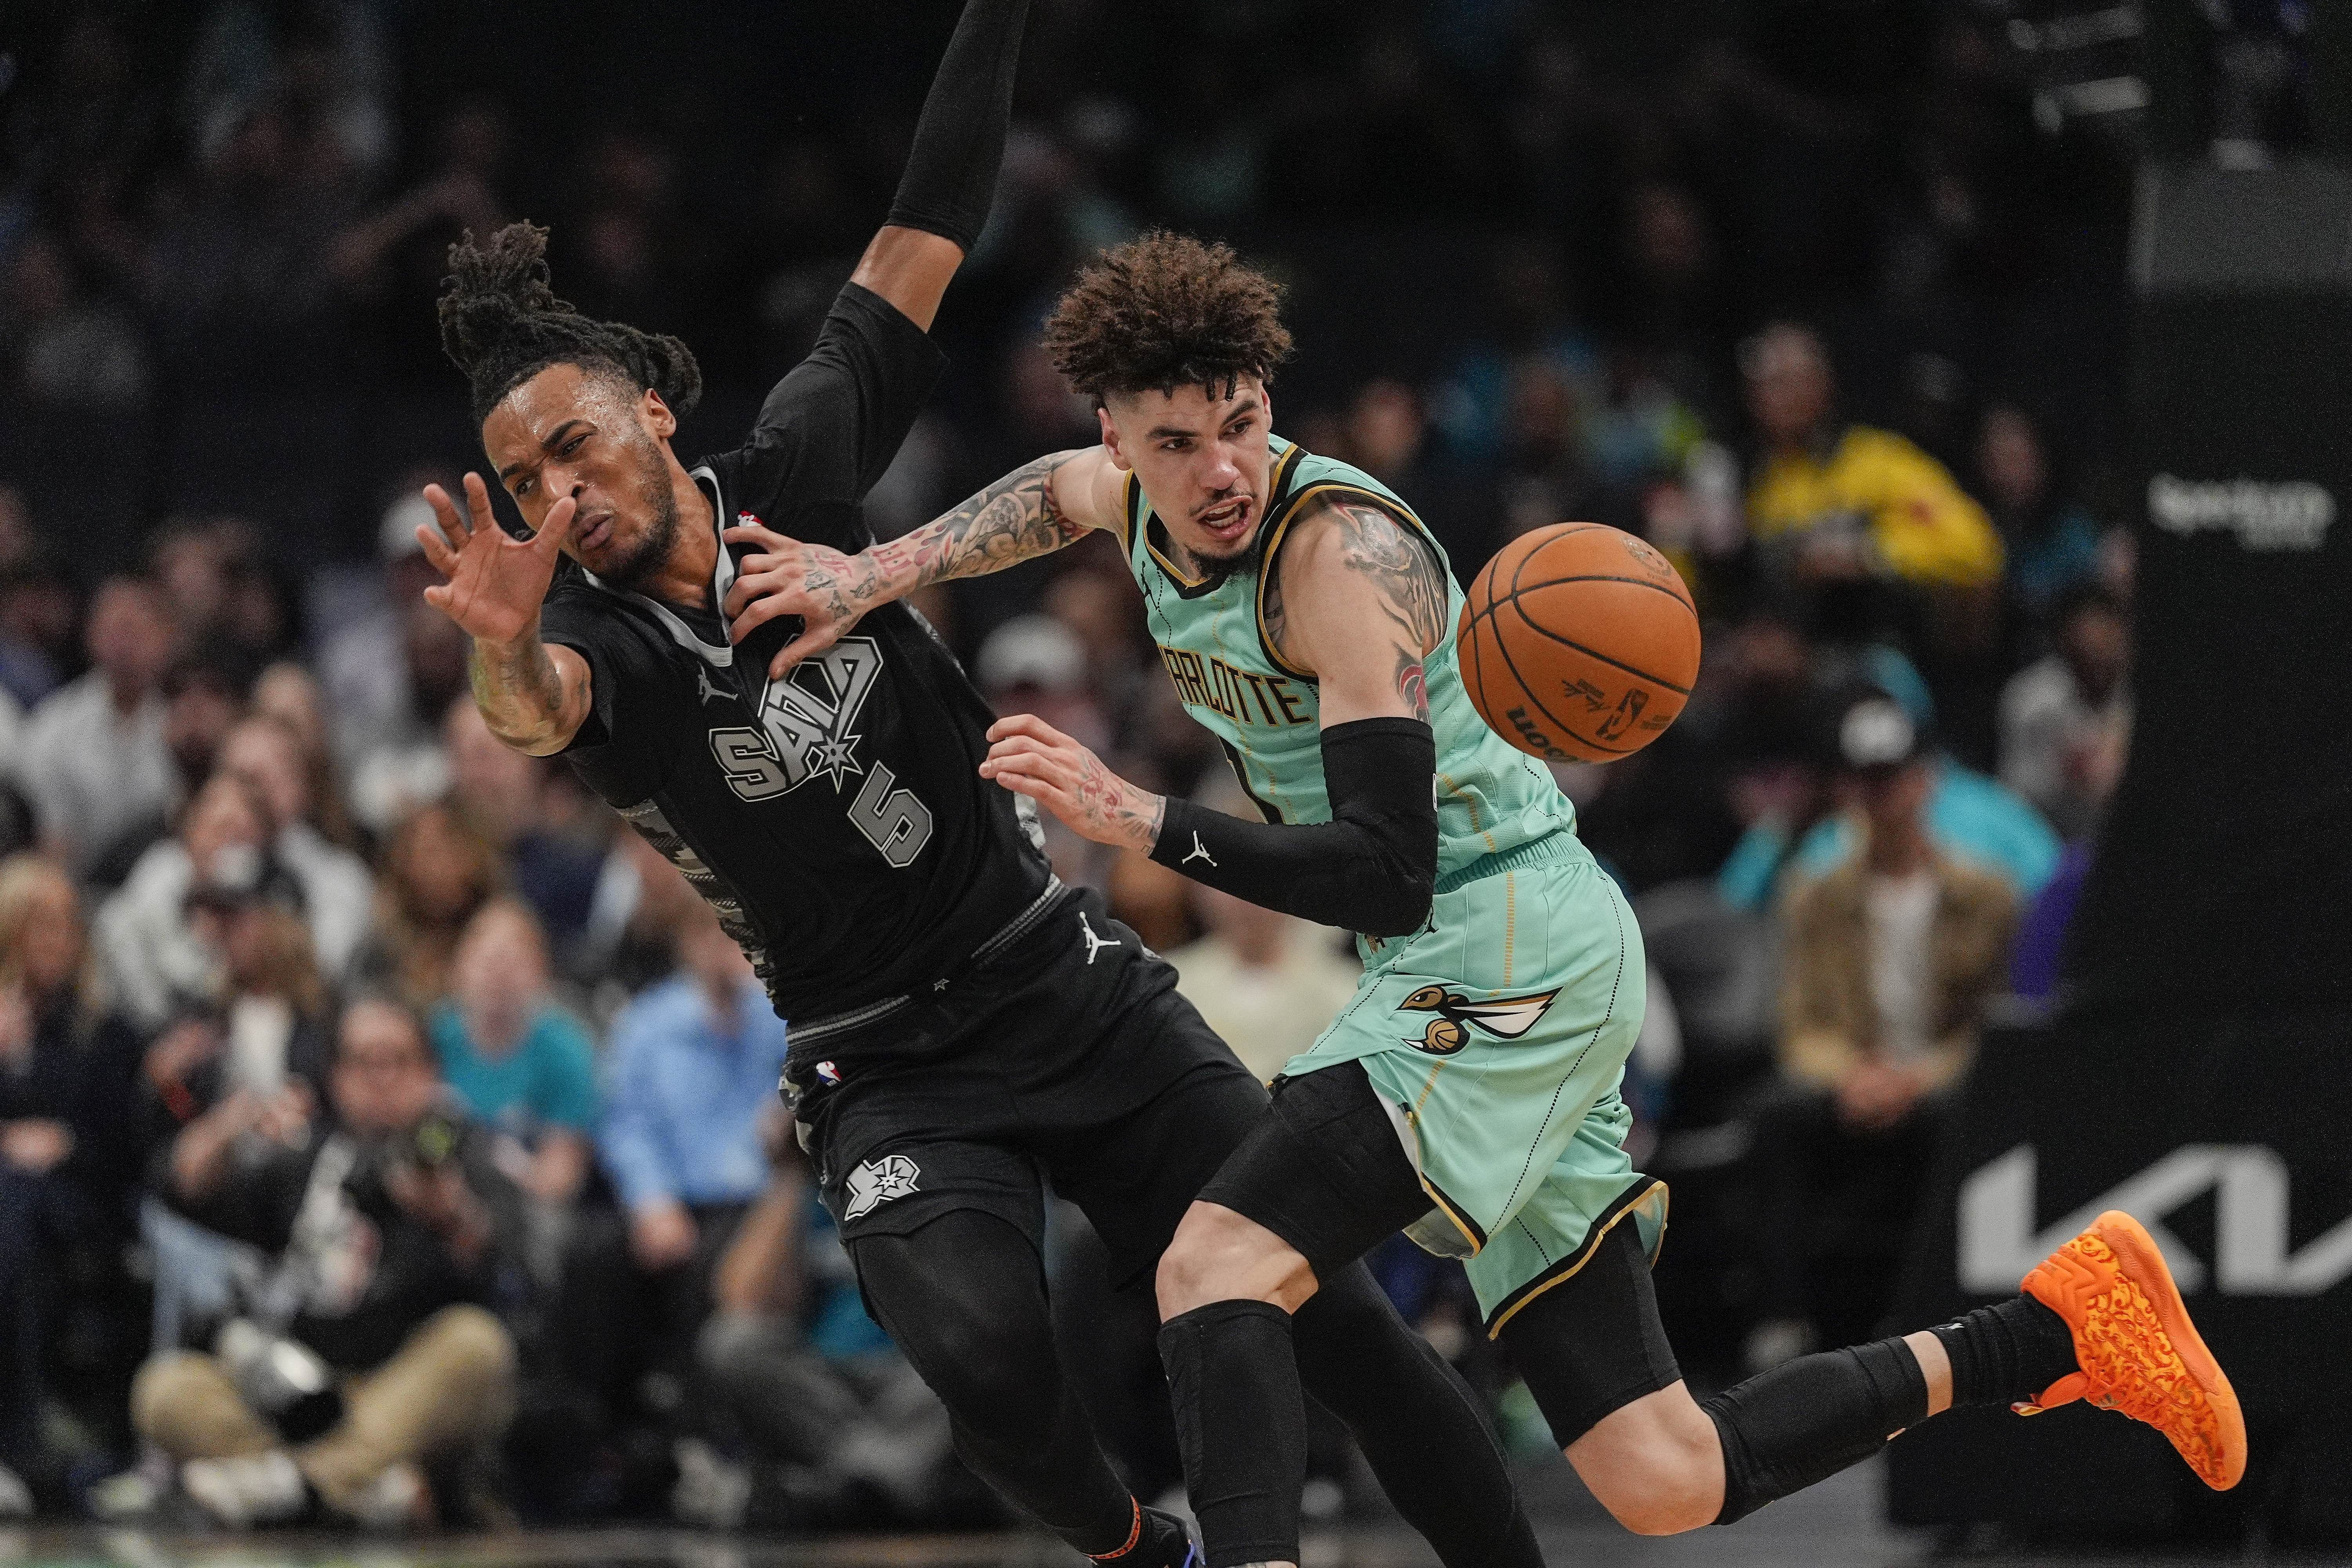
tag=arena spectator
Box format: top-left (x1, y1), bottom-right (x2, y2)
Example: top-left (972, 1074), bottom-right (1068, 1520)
top-left (1974, 404), bottom-right (2108, 623)
top-left (132, 997), bottom-right (521, 1528)
top-left (442, 699), bottom-right (610, 964)
top-left (599, 902), bottom-right (788, 1267)
top-left (0, 547), bottom-right (76, 712)
top-left (687, 1143), bottom-right (952, 1530)
top-left (1742, 323), bottom-right (2004, 601)
top-left (566, 902), bottom-right (788, 1448)
top-left (1752, 689), bottom-right (2019, 1360)
top-left (0, 856), bottom-right (143, 1509)
top-left (1168, 787), bottom-right (1360, 1083)
top-left (17, 576), bottom-right (177, 878)
top-left (93, 772), bottom-right (290, 1033)
top-left (357, 802), bottom-right (502, 1014)
top-left (428, 901), bottom-right (596, 1210)
top-left (217, 715), bottom-right (375, 982)
top-left (1998, 584), bottom-right (2132, 840)
top-left (250, 662), bottom-right (361, 853)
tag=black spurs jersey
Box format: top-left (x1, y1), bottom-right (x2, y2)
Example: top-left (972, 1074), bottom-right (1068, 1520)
top-left (540, 283), bottom-right (1051, 1041)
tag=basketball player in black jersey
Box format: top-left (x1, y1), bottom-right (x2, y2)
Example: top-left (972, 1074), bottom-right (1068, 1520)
top-left (414, 6), bottom-right (1548, 1565)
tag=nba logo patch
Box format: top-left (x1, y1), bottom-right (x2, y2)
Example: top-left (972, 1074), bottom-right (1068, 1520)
top-left (816, 1060), bottom-right (842, 1086)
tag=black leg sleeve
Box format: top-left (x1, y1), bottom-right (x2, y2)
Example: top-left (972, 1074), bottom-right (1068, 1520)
top-left (849, 1211), bottom-right (1137, 1556)
top-left (1700, 1337), bottom-right (1929, 1525)
top-left (1158, 1299), bottom-right (1307, 1568)
top-left (1294, 1263), bottom-right (1545, 1568)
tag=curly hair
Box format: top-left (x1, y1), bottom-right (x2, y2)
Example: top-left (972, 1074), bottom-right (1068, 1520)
top-left (437, 221), bottom-right (703, 426)
top-left (1042, 231), bottom-right (1293, 404)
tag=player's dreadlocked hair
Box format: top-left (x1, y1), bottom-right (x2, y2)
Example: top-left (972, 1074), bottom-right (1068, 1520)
top-left (1042, 231), bottom-right (1292, 405)
top-left (437, 221), bottom-right (703, 427)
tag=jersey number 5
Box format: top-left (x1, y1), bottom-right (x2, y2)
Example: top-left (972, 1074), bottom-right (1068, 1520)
top-left (709, 729), bottom-right (935, 867)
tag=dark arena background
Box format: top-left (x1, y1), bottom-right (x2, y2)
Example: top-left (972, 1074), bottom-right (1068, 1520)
top-left (0, 0), bottom-right (2345, 1563)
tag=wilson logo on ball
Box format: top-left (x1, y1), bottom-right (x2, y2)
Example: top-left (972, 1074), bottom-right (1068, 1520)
top-left (1457, 522), bottom-right (1701, 764)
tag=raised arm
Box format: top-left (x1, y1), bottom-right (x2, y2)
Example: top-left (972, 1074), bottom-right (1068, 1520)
top-left (724, 445), bottom-right (1126, 680)
top-left (844, 0), bottom-right (1030, 332)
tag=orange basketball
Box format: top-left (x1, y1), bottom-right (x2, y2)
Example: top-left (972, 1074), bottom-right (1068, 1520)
top-left (1457, 523), bottom-right (1701, 764)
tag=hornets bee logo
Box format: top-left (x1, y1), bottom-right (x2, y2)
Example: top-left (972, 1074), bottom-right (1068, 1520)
top-left (1396, 985), bottom-right (1561, 1055)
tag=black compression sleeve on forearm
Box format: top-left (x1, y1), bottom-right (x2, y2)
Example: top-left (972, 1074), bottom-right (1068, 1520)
top-left (885, 0), bottom-right (1029, 252)
top-left (1151, 716), bottom-right (1437, 936)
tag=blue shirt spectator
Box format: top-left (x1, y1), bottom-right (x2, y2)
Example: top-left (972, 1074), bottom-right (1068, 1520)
top-left (599, 916), bottom-right (790, 1217)
top-left (1720, 759), bottom-right (2062, 911)
top-left (430, 899), bottom-right (598, 1208)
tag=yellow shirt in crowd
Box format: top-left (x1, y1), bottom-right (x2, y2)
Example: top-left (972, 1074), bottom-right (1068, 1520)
top-left (1747, 425), bottom-right (2004, 589)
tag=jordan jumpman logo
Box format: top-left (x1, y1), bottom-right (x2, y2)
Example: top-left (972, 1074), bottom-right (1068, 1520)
top-left (1078, 912), bottom-right (1122, 965)
top-left (1181, 832), bottom-right (1217, 868)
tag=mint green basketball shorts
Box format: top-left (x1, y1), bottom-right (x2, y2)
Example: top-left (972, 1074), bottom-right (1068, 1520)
top-left (1280, 838), bottom-right (1668, 1333)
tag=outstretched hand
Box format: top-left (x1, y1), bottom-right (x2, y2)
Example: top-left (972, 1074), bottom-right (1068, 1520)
top-left (722, 521), bottom-right (882, 681)
top-left (417, 473), bottom-right (575, 643)
top-left (979, 713), bottom-right (1165, 853)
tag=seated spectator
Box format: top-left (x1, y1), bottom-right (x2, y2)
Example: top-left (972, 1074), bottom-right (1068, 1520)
top-left (0, 546), bottom-right (75, 713)
top-left (684, 1128), bottom-right (951, 1529)
top-left (570, 902), bottom-right (788, 1436)
top-left (0, 855), bottom-right (144, 1512)
top-left (2009, 711), bottom-right (2130, 1007)
top-left (250, 663), bottom-right (361, 853)
top-left (1975, 404), bottom-right (2108, 623)
top-left (1742, 323), bottom-right (2004, 603)
top-left (131, 997), bottom-right (523, 1528)
top-left (359, 802), bottom-right (502, 1013)
top-left (218, 715), bottom-right (375, 983)
top-left (442, 699), bottom-right (610, 962)
top-left (1167, 799), bottom-right (1359, 1084)
top-left (18, 576), bottom-right (177, 879)
top-left (1751, 690), bottom-right (2018, 1361)
top-left (1720, 668), bottom-right (2062, 907)
top-left (1998, 584), bottom-right (2131, 841)
top-left (94, 772), bottom-right (293, 1032)
top-left (82, 641), bottom-right (258, 889)
top-left (428, 901), bottom-right (596, 1211)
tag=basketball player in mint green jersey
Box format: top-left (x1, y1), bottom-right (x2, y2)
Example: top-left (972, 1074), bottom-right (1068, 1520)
top-left (722, 232), bottom-right (2246, 1568)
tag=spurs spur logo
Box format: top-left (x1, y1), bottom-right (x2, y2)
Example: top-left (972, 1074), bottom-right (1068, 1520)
top-left (844, 1154), bottom-right (922, 1221)
top-left (1395, 985), bottom-right (1560, 1055)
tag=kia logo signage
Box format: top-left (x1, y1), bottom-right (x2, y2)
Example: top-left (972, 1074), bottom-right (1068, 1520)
top-left (2147, 474), bottom-right (2335, 552)
top-left (1960, 1144), bottom-right (2352, 1296)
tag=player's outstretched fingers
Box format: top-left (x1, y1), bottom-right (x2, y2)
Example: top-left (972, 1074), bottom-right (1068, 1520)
top-left (461, 470), bottom-right (502, 533)
top-left (420, 483), bottom-right (471, 556)
top-left (984, 713), bottom-right (1065, 746)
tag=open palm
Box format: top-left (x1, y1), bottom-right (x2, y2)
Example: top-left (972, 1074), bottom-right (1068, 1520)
top-left (417, 473), bottom-right (576, 644)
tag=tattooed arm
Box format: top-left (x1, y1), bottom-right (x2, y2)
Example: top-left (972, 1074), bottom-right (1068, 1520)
top-left (1269, 496), bottom-right (1451, 728)
top-left (722, 446), bottom-right (1127, 680)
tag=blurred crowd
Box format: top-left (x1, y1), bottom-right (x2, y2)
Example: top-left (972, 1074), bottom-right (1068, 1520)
top-left (1, 0), bottom-right (2159, 1535)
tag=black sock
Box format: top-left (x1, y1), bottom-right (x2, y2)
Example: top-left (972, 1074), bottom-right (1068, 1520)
top-left (1700, 1336), bottom-right (1929, 1525)
top-left (1158, 1300), bottom-right (1305, 1568)
top-left (1927, 1294), bottom-right (2080, 1408)
top-left (1086, 1499), bottom-right (1194, 1564)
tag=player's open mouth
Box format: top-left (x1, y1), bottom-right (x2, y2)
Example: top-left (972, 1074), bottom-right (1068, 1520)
top-left (1196, 497), bottom-right (1252, 543)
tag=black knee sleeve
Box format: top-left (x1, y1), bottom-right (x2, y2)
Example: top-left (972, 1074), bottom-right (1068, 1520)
top-left (1158, 1299), bottom-right (1306, 1568)
top-left (1295, 1264), bottom-right (1544, 1568)
top-left (1700, 1338), bottom-right (1928, 1526)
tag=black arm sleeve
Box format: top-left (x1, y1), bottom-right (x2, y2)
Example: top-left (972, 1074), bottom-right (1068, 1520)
top-left (748, 282), bottom-right (949, 534)
top-left (885, 0), bottom-right (1029, 252)
top-left (1151, 717), bottom-right (1437, 937)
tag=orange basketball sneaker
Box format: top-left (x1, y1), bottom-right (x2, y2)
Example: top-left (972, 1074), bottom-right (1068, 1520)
top-left (2014, 1209), bottom-right (2247, 1491)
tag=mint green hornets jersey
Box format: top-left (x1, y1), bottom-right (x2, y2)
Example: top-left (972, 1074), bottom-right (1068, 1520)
top-left (1121, 437), bottom-right (1586, 898)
